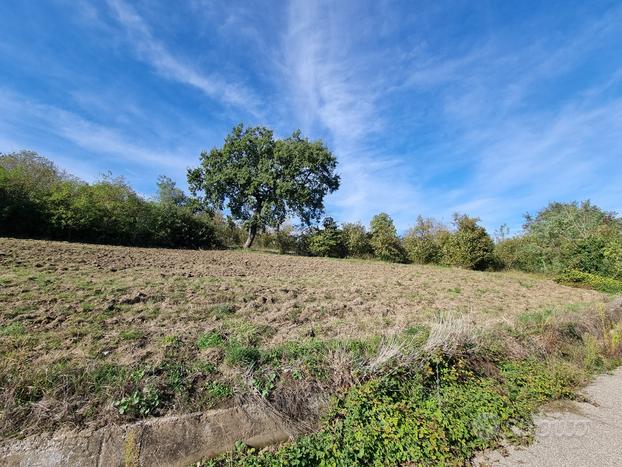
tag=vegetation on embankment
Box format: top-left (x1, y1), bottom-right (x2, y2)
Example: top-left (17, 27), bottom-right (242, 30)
top-left (555, 270), bottom-right (622, 294)
top-left (203, 300), bottom-right (622, 465)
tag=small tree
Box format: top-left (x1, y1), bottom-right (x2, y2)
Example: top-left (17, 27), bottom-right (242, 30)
top-left (188, 124), bottom-right (340, 248)
top-left (522, 201), bottom-right (622, 275)
top-left (156, 175), bottom-right (187, 207)
top-left (342, 222), bottom-right (372, 258)
top-left (0, 150), bottom-right (65, 236)
top-left (308, 217), bottom-right (346, 257)
top-left (402, 216), bottom-right (447, 264)
top-left (442, 214), bottom-right (494, 270)
top-left (370, 213), bottom-right (406, 263)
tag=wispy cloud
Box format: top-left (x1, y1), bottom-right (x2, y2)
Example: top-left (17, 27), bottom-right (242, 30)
top-left (279, 0), bottom-right (622, 231)
top-left (2, 0), bottom-right (620, 231)
top-left (105, 0), bottom-right (261, 114)
top-left (0, 89), bottom-right (189, 172)
top-left (282, 0), bottom-right (423, 225)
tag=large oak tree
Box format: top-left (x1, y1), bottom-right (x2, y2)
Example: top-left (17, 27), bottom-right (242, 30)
top-left (187, 124), bottom-right (340, 248)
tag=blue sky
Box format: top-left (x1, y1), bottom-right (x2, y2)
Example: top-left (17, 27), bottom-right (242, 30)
top-left (1, 0), bottom-right (621, 234)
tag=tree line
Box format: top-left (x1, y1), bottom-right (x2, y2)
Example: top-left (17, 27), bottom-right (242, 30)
top-left (0, 151), bottom-right (220, 249)
top-left (1, 123), bottom-right (621, 284)
top-left (273, 201), bottom-right (621, 283)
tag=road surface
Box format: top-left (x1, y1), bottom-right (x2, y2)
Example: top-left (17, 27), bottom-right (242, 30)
top-left (478, 367), bottom-right (622, 466)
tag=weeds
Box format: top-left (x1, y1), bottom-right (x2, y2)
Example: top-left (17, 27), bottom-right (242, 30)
top-left (197, 331), bottom-right (224, 349)
top-left (201, 302), bottom-right (622, 466)
top-left (555, 270), bottom-right (622, 294)
top-left (114, 387), bottom-right (162, 417)
top-left (204, 381), bottom-right (232, 400)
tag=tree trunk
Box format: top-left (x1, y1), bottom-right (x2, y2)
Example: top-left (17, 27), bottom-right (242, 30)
top-left (244, 224), bottom-right (257, 248)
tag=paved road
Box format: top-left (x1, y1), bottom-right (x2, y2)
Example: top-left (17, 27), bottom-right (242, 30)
top-left (478, 367), bottom-right (622, 466)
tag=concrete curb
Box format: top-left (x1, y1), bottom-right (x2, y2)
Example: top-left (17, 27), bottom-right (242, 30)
top-left (0, 404), bottom-right (290, 466)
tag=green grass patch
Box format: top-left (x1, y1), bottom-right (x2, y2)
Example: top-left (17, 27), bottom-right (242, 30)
top-left (119, 329), bottom-right (143, 341)
top-left (0, 322), bottom-right (26, 337)
top-left (197, 331), bottom-right (224, 349)
top-left (517, 308), bottom-right (554, 329)
top-left (224, 342), bottom-right (261, 366)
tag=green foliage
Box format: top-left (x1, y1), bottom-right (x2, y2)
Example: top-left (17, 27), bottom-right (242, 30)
top-left (0, 151), bottom-right (220, 249)
top-left (255, 224), bottom-right (299, 254)
top-left (150, 203), bottom-right (217, 248)
top-left (554, 270), bottom-right (622, 294)
top-left (204, 381), bottom-right (232, 400)
top-left (308, 217), bottom-right (346, 258)
top-left (402, 216), bottom-right (448, 264)
top-left (603, 237), bottom-right (622, 279)
top-left (210, 213), bottom-right (244, 248)
top-left (187, 124), bottom-right (339, 248)
top-left (500, 360), bottom-right (579, 410)
top-left (341, 222), bottom-right (372, 258)
top-left (224, 342), bottom-right (261, 366)
top-left (494, 236), bottom-right (540, 271)
top-left (251, 371), bottom-right (278, 398)
top-left (114, 387), bottom-right (162, 417)
top-left (369, 213), bottom-right (407, 263)
top-left (518, 201), bottom-right (622, 277)
top-left (0, 150), bottom-right (64, 237)
top-left (197, 331), bottom-right (224, 349)
top-left (442, 214), bottom-right (495, 270)
top-left (156, 175), bottom-right (188, 207)
top-left (205, 358), bottom-right (584, 466)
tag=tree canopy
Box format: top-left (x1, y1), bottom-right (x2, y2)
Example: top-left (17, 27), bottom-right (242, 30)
top-left (369, 213), bottom-right (407, 263)
top-left (187, 124), bottom-right (340, 248)
top-left (0, 151), bottom-right (219, 249)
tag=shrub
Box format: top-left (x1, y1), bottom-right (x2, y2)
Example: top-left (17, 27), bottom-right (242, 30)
top-left (341, 222), bottom-right (372, 258)
top-left (0, 151), bottom-right (222, 249)
top-left (442, 214), bottom-right (495, 270)
top-left (402, 216), bottom-right (448, 264)
top-left (521, 201), bottom-right (622, 276)
top-left (203, 357), bottom-right (585, 466)
top-left (494, 236), bottom-right (541, 271)
top-left (211, 213), bottom-right (244, 248)
top-left (369, 213), bottom-right (407, 263)
top-left (275, 224), bottom-right (297, 254)
top-left (603, 237), bottom-right (622, 279)
top-left (554, 270), bottom-right (622, 294)
top-left (0, 151), bottom-right (64, 237)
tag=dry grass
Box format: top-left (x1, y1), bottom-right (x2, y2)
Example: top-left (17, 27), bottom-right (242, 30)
top-left (0, 237), bottom-right (609, 437)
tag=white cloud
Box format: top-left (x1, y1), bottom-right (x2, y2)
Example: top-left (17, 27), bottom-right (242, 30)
top-left (106, 0), bottom-right (261, 114)
top-left (282, 0), bottom-right (423, 227)
top-left (0, 89), bottom-right (189, 171)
